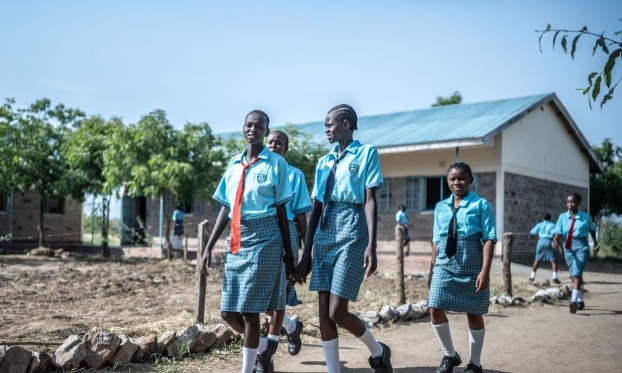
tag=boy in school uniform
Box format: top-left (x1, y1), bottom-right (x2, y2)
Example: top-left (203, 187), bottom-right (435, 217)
top-left (528, 213), bottom-right (560, 283)
top-left (200, 110), bottom-right (295, 373)
top-left (295, 104), bottom-right (393, 373)
top-left (263, 130), bottom-right (312, 364)
top-left (551, 192), bottom-right (599, 313)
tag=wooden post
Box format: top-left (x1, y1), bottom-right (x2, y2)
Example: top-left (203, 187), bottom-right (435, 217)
top-left (195, 219), bottom-right (209, 324)
top-left (183, 231), bottom-right (188, 261)
top-left (395, 225), bottom-right (406, 305)
top-left (502, 232), bottom-right (514, 297)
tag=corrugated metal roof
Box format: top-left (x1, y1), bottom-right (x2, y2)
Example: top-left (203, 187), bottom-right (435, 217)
top-left (294, 93), bottom-right (552, 148)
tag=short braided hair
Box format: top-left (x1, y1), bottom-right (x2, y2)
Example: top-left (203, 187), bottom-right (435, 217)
top-left (447, 162), bottom-right (473, 179)
top-left (327, 104), bottom-right (358, 130)
top-left (246, 110), bottom-right (270, 127)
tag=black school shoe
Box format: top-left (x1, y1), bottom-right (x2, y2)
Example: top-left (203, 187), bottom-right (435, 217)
top-left (368, 342), bottom-right (393, 373)
top-left (569, 301), bottom-right (578, 314)
top-left (286, 320), bottom-right (304, 356)
top-left (577, 301), bottom-right (585, 310)
top-left (255, 339), bottom-right (278, 373)
top-left (463, 362), bottom-right (483, 373)
top-left (436, 352), bottom-right (462, 373)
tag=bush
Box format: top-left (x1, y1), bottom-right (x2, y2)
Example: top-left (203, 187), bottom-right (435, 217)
top-left (600, 220), bottom-right (622, 258)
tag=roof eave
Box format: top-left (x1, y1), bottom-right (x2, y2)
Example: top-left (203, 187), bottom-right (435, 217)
top-left (377, 138), bottom-right (488, 154)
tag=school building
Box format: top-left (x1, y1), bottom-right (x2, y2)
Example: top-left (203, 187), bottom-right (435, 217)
top-left (132, 93), bottom-right (601, 261)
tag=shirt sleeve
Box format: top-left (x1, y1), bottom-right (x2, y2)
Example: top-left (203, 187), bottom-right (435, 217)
top-left (290, 170), bottom-right (312, 216)
top-left (587, 214), bottom-right (597, 232)
top-left (311, 160), bottom-right (322, 201)
top-left (479, 199), bottom-right (497, 242)
top-left (364, 147), bottom-right (383, 190)
top-left (273, 156), bottom-right (293, 206)
top-left (529, 223), bottom-right (539, 236)
top-left (432, 204), bottom-right (441, 243)
top-left (212, 159), bottom-right (234, 208)
top-left (552, 214), bottom-right (564, 235)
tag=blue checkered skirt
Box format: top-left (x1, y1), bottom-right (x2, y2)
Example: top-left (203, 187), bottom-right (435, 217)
top-left (535, 237), bottom-right (557, 262)
top-left (221, 216), bottom-right (286, 313)
top-left (281, 220), bottom-right (300, 307)
top-left (429, 235), bottom-right (489, 315)
top-left (564, 237), bottom-right (590, 277)
top-left (309, 203), bottom-right (368, 301)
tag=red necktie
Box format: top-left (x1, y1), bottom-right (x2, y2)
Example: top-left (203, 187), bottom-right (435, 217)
top-left (564, 216), bottom-right (575, 250)
top-left (229, 157), bottom-right (260, 254)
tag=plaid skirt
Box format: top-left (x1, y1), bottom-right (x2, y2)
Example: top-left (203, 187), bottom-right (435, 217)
top-left (535, 237), bottom-right (557, 262)
top-left (309, 203), bottom-right (368, 301)
top-left (282, 220), bottom-right (300, 307)
top-left (429, 235), bottom-right (489, 315)
top-left (564, 237), bottom-right (590, 277)
top-left (221, 216), bottom-right (285, 313)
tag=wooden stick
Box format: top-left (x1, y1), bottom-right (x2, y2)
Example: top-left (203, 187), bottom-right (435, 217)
top-left (0, 341), bottom-right (63, 346)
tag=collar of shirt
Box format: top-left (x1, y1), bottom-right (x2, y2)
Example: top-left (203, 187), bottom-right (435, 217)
top-left (441, 191), bottom-right (476, 207)
top-left (327, 140), bottom-right (362, 161)
top-left (564, 210), bottom-right (586, 220)
top-left (233, 145), bottom-right (270, 165)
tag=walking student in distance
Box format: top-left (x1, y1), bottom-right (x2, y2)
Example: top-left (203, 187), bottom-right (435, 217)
top-left (551, 192), bottom-right (599, 314)
top-left (528, 213), bottom-right (560, 284)
top-left (294, 104), bottom-right (393, 373)
top-left (395, 203), bottom-right (411, 255)
top-left (265, 130), bottom-right (312, 361)
top-left (428, 162), bottom-right (496, 373)
top-left (199, 110), bottom-right (295, 373)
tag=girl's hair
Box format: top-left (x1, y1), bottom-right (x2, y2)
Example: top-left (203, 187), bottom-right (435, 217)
top-left (568, 192), bottom-right (582, 204)
top-left (398, 203), bottom-right (406, 211)
top-left (447, 162), bottom-right (473, 178)
top-left (327, 104), bottom-right (358, 130)
top-left (544, 212), bottom-right (552, 220)
top-left (246, 110), bottom-right (270, 126)
top-left (269, 130), bottom-right (289, 146)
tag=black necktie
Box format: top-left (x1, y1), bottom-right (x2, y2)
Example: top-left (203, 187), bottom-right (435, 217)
top-left (446, 206), bottom-right (459, 258)
top-left (319, 157), bottom-right (340, 229)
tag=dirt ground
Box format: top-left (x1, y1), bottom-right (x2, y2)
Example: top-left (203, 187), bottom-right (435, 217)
top-left (1, 244), bottom-right (621, 372)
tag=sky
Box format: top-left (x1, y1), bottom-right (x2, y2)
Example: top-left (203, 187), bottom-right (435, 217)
top-left (2, 1), bottom-right (621, 217)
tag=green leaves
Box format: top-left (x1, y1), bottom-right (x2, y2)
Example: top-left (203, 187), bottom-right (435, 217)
top-left (571, 34), bottom-right (582, 59)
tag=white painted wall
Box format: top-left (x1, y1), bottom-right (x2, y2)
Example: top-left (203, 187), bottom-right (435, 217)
top-left (501, 103), bottom-right (590, 188)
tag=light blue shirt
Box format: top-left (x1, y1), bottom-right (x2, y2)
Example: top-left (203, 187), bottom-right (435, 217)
top-left (552, 210), bottom-right (596, 239)
top-left (286, 164), bottom-right (312, 220)
top-left (530, 220), bottom-right (555, 238)
top-left (311, 140), bottom-right (383, 204)
top-left (432, 192), bottom-right (497, 243)
top-left (172, 209), bottom-right (184, 221)
top-left (396, 210), bottom-right (409, 224)
top-left (213, 146), bottom-right (293, 221)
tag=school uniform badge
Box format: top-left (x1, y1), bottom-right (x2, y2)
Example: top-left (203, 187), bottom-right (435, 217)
top-left (256, 173), bottom-right (267, 183)
top-left (349, 163), bottom-right (359, 174)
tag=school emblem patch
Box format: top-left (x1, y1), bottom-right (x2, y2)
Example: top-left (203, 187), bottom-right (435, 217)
top-left (349, 163), bottom-right (359, 175)
top-left (256, 173), bottom-right (267, 183)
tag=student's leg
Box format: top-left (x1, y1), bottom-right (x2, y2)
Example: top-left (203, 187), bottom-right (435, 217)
top-left (266, 309), bottom-right (284, 342)
top-left (319, 291), bottom-right (341, 373)
top-left (530, 260), bottom-right (540, 281)
top-left (551, 261), bottom-right (560, 282)
top-left (430, 308), bottom-right (461, 372)
top-left (221, 312), bottom-right (261, 373)
top-left (466, 314), bottom-right (485, 370)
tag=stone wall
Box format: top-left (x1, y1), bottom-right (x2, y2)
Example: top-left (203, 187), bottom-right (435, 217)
top-left (504, 172), bottom-right (588, 262)
top-left (0, 190), bottom-right (82, 244)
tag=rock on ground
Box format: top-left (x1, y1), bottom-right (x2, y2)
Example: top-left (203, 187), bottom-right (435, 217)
top-left (131, 334), bottom-right (157, 363)
top-left (110, 335), bottom-right (139, 367)
top-left (0, 345), bottom-right (32, 373)
top-left (54, 335), bottom-right (86, 371)
top-left (83, 327), bottom-right (121, 369)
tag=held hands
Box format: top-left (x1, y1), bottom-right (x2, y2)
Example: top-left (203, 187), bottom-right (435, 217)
top-left (475, 270), bottom-right (490, 292)
top-left (364, 246), bottom-right (377, 278)
top-left (285, 259), bottom-right (296, 285)
top-left (293, 255), bottom-right (312, 284)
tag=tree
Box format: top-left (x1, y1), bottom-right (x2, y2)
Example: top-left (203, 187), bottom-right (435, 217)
top-left (431, 91), bottom-right (463, 107)
top-left (104, 110), bottom-right (221, 259)
top-left (590, 138), bottom-right (622, 218)
top-left (0, 98), bottom-right (84, 247)
top-left (62, 115), bottom-right (123, 257)
top-left (537, 21), bottom-right (622, 109)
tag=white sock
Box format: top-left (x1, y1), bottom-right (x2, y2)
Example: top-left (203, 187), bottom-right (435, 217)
top-left (572, 289), bottom-right (581, 303)
top-left (357, 328), bottom-right (383, 358)
top-left (432, 322), bottom-right (456, 357)
top-left (468, 328), bottom-right (485, 367)
top-left (552, 272), bottom-right (558, 280)
top-left (322, 338), bottom-right (341, 373)
top-left (576, 291), bottom-right (584, 303)
top-left (257, 337), bottom-right (268, 354)
top-left (530, 271), bottom-right (536, 279)
top-left (241, 347), bottom-right (258, 373)
top-left (267, 334), bottom-right (279, 342)
top-left (282, 315), bottom-right (297, 334)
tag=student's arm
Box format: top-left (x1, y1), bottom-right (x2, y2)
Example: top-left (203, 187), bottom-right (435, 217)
top-left (276, 204), bottom-right (295, 280)
top-left (589, 215), bottom-right (600, 253)
top-left (476, 199), bottom-right (497, 292)
top-left (476, 239), bottom-right (495, 292)
top-left (363, 188), bottom-right (378, 278)
top-left (429, 205), bottom-right (441, 288)
top-left (201, 206), bottom-right (230, 275)
top-left (294, 199), bottom-right (321, 283)
top-left (294, 212), bottom-right (307, 247)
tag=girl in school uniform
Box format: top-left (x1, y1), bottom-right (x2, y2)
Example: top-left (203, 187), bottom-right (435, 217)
top-left (265, 130), bottom-right (312, 360)
top-left (528, 213), bottom-right (560, 283)
top-left (551, 192), bottom-right (599, 313)
top-left (428, 162), bottom-right (496, 373)
top-left (200, 110), bottom-right (295, 373)
top-left (295, 104), bottom-right (393, 373)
